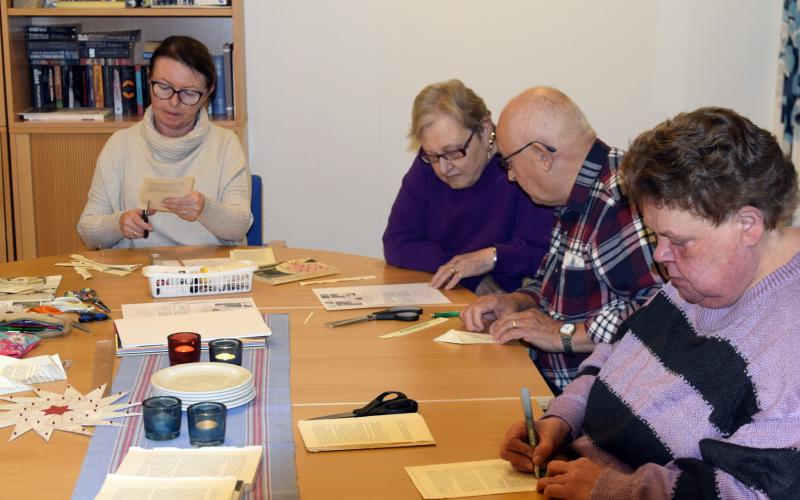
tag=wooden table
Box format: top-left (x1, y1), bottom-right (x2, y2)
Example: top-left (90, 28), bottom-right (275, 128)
top-left (0, 246), bottom-right (550, 499)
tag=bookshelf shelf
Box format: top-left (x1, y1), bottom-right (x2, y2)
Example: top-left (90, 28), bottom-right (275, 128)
top-left (0, 0), bottom-right (247, 259)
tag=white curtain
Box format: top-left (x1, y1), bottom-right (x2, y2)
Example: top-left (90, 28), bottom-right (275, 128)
top-left (776, 0), bottom-right (800, 225)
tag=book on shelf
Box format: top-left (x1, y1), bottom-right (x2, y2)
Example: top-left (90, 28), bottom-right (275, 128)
top-left (20, 107), bottom-right (113, 122)
top-left (51, 1), bottom-right (127, 8)
top-left (211, 54), bottom-right (226, 116)
top-left (25, 24), bottom-right (79, 41)
top-left (151, 0), bottom-right (230, 6)
top-left (223, 42), bottom-right (234, 116)
top-left (78, 29), bottom-right (141, 43)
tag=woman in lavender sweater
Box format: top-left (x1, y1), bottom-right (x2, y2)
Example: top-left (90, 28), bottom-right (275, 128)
top-left (382, 79), bottom-right (552, 294)
top-left (501, 107), bottom-right (800, 499)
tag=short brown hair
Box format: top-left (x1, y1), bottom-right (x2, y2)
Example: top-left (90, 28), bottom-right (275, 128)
top-left (621, 107), bottom-right (798, 229)
top-left (409, 79), bottom-right (491, 147)
top-left (149, 36), bottom-right (216, 91)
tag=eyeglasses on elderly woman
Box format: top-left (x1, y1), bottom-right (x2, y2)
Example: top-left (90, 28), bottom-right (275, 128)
top-left (498, 140), bottom-right (558, 171)
top-left (150, 80), bottom-right (206, 106)
top-left (418, 129), bottom-right (476, 165)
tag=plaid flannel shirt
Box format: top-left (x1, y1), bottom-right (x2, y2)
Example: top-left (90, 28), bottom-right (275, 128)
top-left (518, 139), bottom-right (664, 391)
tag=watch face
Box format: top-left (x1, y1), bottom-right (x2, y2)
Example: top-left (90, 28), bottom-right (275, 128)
top-left (560, 323), bottom-right (575, 337)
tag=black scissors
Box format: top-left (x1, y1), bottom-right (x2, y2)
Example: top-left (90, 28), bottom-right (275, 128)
top-left (325, 306), bottom-right (422, 328)
top-left (311, 391), bottom-right (419, 420)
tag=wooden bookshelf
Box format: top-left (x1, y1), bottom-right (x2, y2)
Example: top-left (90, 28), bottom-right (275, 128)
top-left (0, 0), bottom-right (247, 259)
top-left (0, 19), bottom-right (11, 262)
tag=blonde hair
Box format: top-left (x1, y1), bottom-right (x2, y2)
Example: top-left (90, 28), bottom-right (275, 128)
top-left (409, 79), bottom-right (491, 148)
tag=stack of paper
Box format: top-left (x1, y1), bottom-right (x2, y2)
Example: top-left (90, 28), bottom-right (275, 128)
top-left (0, 276), bottom-right (62, 311)
top-left (55, 254), bottom-right (142, 280)
top-left (95, 446), bottom-right (263, 499)
top-left (114, 298), bottom-right (271, 356)
top-left (297, 413), bottom-right (435, 452)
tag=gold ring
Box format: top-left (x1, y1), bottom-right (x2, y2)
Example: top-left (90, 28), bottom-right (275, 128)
top-left (512, 320), bottom-right (517, 329)
top-left (450, 266), bottom-right (457, 275)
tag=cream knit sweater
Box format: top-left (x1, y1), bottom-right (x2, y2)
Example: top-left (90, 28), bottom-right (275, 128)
top-left (78, 108), bottom-right (252, 249)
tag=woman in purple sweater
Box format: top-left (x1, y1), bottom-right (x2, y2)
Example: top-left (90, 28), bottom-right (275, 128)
top-left (501, 108), bottom-right (800, 499)
top-left (382, 80), bottom-right (553, 294)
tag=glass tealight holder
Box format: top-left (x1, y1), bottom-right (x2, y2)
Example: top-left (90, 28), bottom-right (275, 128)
top-left (187, 402), bottom-right (227, 447)
top-left (167, 332), bottom-right (201, 366)
top-left (208, 338), bottom-right (243, 365)
top-left (142, 396), bottom-right (182, 441)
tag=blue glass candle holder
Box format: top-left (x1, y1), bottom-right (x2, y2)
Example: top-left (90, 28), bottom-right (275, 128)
top-left (187, 402), bottom-right (227, 447)
top-left (142, 396), bottom-right (182, 441)
top-left (209, 338), bottom-right (243, 365)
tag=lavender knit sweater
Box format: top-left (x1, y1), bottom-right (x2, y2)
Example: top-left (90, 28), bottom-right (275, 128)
top-left (546, 251), bottom-right (800, 499)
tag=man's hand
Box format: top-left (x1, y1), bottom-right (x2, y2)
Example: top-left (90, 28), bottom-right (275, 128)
top-left (460, 292), bottom-right (534, 332)
top-left (537, 457), bottom-right (604, 500)
top-left (489, 308), bottom-right (562, 351)
top-left (430, 247), bottom-right (496, 290)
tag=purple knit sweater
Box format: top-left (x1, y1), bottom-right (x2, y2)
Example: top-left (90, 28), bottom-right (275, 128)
top-left (546, 251), bottom-right (800, 499)
top-left (382, 154), bottom-right (553, 292)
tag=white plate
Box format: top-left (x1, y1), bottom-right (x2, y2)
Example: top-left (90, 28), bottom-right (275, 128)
top-left (151, 362), bottom-right (253, 394)
top-left (152, 381), bottom-right (254, 399)
top-left (152, 386), bottom-right (257, 411)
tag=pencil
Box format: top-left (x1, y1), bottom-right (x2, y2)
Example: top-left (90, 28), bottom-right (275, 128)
top-left (521, 387), bottom-right (540, 477)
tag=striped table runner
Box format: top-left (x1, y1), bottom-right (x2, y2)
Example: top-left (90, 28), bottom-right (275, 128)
top-left (72, 314), bottom-right (297, 499)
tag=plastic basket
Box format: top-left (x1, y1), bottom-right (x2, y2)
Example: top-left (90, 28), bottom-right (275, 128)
top-left (142, 264), bottom-right (258, 298)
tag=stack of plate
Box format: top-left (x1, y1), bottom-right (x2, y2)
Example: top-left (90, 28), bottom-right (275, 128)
top-left (150, 362), bottom-right (256, 410)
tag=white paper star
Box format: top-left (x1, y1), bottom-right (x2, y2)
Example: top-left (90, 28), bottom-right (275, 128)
top-left (0, 384), bottom-right (140, 442)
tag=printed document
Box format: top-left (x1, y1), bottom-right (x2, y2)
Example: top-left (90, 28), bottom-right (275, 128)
top-left (0, 354), bottom-right (67, 395)
top-left (405, 459), bottom-right (538, 499)
top-left (297, 413), bottom-right (435, 451)
top-left (121, 298), bottom-right (257, 319)
top-left (115, 445), bottom-right (262, 488)
top-left (140, 177), bottom-right (195, 210)
top-left (95, 475), bottom-right (240, 500)
top-left (312, 283), bottom-right (451, 311)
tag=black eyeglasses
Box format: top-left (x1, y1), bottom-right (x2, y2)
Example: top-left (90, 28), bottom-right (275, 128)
top-left (150, 80), bottom-right (206, 106)
top-left (418, 129), bottom-right (476, 165)
top-left (498, 140), bottom-right (557, 171)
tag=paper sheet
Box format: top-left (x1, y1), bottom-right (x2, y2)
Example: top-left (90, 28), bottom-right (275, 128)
top-left (297, 413), bottom-right (436, 452)
top-left (379, 317), bottom-right (449, 339)
top-left (230, 248), bottom-right (276, 267)
top-left (312, 283), bottom-right (451, 311)
top-left (139, 177), bottom-right (195, 210)
top-left (121, 298), bottom-right (257, 319)
top-left (95, 475), bottom-right (239, 500)
top-left (0, 275), bottom-right (62, 309)
top-left (115, 445), bottom-right (262, 488)
top-left (405, 458), bottom-right (538, 499)
top-left (433, 329), bottom-right (496, 345)
top-left (0, 354), bottom-right (67, 395)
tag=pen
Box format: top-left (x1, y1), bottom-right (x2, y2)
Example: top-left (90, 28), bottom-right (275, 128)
top-left (142, 200), bottom-right (150, 239)
top-left (431, 311), bottom-right (460, 318)
top-left (521, 387), bottom-right (540, 477)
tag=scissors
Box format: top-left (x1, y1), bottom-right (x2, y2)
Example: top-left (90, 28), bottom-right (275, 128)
top-left (310, 391), bottom-right (419, 420)
top-left (325, 306), bottom-right (423, 328)
top-left (66, 288), bottom-right (111, 313)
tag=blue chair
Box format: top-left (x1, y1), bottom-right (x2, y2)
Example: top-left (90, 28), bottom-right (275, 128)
top-left (247, 174), bottom-right (263, 246)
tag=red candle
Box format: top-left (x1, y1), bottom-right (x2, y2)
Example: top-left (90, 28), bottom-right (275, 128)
top-left (167, 332), bottom-right (201, 365)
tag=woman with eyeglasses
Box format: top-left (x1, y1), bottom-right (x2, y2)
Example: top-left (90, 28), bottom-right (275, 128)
top-left (382, 79), bottom-right (553, 293)
top-left (78, 36), bottom-right (252, 249)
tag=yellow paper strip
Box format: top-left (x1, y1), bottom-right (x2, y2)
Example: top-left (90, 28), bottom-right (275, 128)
top-left (298, 275), bottom-right (376, 286)
top-left (379, 317), bottom-right (448, 339)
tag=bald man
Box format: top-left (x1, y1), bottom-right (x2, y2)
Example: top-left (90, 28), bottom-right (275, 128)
top-left (462, 87), bottom-right (664, 393)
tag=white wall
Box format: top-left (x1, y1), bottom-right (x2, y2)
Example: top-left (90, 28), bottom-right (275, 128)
top-left (244, 0), bottom-right (783, 258)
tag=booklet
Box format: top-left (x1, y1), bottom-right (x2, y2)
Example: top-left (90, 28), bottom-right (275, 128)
top-left (253, 258), bottom-right (339, 285)
top-left (312, 282), bottom-right (451, 311)
top-left (96, 475), bottom-right (241, 500)
top-left (405, 459), bottom-right (538, 499)
top-left (297, 413), bottom-right (435, 452)
top-left (20, 108), bottom-right (112, 122)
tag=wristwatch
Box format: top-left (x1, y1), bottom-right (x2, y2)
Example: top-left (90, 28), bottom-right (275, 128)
top-left (559, 323), bottom-right (576, 355)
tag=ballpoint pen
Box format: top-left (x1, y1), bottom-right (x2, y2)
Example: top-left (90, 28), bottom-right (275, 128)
top-left (521, 387), bottom-right (540, 477)
top-left (142, 200), bottom-right (150, 239)
top-left (431, 311), bottom-right (460, 318)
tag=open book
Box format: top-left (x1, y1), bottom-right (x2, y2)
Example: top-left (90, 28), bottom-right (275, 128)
top-left (297, 413), bottom-right (435, 452)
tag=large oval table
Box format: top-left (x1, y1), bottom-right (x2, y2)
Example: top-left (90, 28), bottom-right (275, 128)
top-left (0, 246), bottom-right (550, 499)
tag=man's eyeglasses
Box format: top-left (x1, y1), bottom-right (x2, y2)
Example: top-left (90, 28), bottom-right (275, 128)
top-left (150, 80), bottom-right (206, 106)
top-left (418, 129), bottom-right (476, 165)
top-left (499, 140), bottom-right (557, 171)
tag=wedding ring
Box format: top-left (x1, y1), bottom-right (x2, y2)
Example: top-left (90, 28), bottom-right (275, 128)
top-left (450, 266), bottom-right (457, 275)
top-left (512, 320), bottom-right (517, 329)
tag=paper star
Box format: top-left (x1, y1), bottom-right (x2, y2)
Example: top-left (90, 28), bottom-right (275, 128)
top-left (0, 384), bottom-right (140, 442)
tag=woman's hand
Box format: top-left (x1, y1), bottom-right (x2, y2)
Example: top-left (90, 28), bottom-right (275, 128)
top-left (161, 191), bottom-right (206, 221)
top-left (430, 247), bottom-right (496, 289)
top-left (119, 208), bottom-right (155, 239)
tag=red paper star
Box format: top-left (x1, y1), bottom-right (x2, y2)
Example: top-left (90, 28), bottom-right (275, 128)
top-left (41, 405), bottom-right (72, 416)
